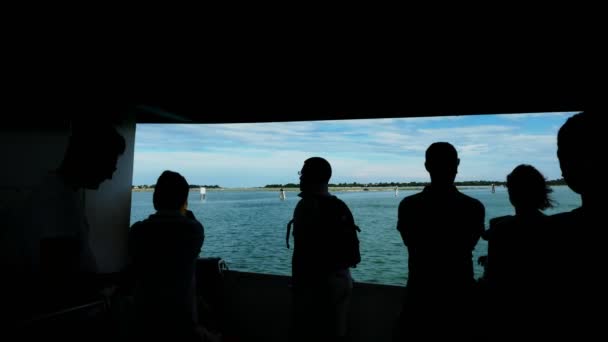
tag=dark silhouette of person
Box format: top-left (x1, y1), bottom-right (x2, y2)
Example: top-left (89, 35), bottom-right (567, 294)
top-left (8, 122), bottom-right (126, 320)
top-left (548, 111), bottom-right (602, 339)
top-left (481, 164), bottom-right (554, 339)
top-left (128, 170), bottom-right (208, 341)
top-left (290, 157), bottom-right (358, 341)
top-left (26, 122), bottom-right (125, 274)
top-left (394, 142), bottom-right (485, 341)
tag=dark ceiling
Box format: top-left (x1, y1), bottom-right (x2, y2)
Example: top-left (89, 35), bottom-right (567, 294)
top-left (2, 31), bottom-right (593, 126)
top-left (3, 65), bottom-right (588, 125)
top-left (133, 92), bottom-right (584, 124)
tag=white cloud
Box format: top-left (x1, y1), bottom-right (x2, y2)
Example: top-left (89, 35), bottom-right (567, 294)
top-left (418, 125), bottom-right (514, 136)
top-left (495, 112), bottom-right (577, 120)
top-left (458, 144), bottom-right (490, 156)
top-left (133, 116), bottom-right (566, 186)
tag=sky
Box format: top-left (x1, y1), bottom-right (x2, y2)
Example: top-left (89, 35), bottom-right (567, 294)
top-left (132, 112), bottom-right (578, 188)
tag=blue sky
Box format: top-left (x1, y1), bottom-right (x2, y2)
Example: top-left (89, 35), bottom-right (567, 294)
top-left (133, 112), bottom-right (577, 187)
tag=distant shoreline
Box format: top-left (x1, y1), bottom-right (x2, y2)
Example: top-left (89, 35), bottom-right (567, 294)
top-left (132, 185), bottom-right (570, 193)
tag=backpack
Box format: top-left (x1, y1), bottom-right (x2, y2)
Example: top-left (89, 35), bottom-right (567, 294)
top-left (286, 196), bottom-right (361, 268)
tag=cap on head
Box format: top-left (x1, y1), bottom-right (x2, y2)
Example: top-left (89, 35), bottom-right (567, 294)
top-left (153, 170), bottom-right (190, 211)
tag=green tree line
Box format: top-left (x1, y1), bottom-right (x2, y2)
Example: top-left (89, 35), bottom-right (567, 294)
top-left (265, 178), bottom-right (567, 188)
top-left (132, 184), bottom-right (222, 189)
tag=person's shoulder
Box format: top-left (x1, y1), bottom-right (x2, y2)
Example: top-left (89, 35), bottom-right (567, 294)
top-left (130, 220), bottom-right (143, 230)
top-left (294, 197), bottom-right (307, 211)
top-left (181, 218), bottom-right (204, 247)
top-left (457, 191), bottom-right (485, 209)
top-left (131, 213), bottom-right (157, 226)
top-left (482, 215), bottom-right (513, 239)
top-left (399, 191), bottom-right (424, 206)
top-left (128, 221), bottom-right (146, 246)
top-left (489, 215), bottom-right (514, 227)
top-left (398, 192), bottom-right (426, 215)
top-left (128, 219), bottom-right (149, 235)
top-left (550, 209), bottom-right (578, 219)
top-left (129, 214), bottom-right (166, 233)
top-left (188, 217), bottom-right (204, 233)
top-left (179, 215), bottom-right (204, 238)
top-left (183, 210), bottom-right (202, 223)
top-left (547, 208), bottom-right (580, 226)
top-left (330, 196), bottom-right (355, 215)
top-left (329, 195), bottom-right (348, 207)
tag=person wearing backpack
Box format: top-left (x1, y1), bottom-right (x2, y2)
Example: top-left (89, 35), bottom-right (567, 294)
top-left (287, 157), bottom-right (360, 341)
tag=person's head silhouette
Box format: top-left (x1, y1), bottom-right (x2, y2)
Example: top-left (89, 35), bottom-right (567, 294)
top-left (557, 111), bottom-right (599, 203)
top-left (425, 142), bottom-right (460, 187)
top-left (60, 122), bottom-right (126, 189)
top-left (299, 157), bottom-right (332, 193)
top-left (153, 170), bottom-right (190, 213)
top-left (507, 164), bottom-right (553, 213)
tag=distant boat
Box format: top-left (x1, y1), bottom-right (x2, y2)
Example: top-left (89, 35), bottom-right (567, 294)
top-left (279, 188), bottom-right (286, 200)
top-left (395, 187), bottom-right (399, 197)
top-left (491, 184), bottom-right (495, 193)
top-left (200, 187), bottom-right (206, 200)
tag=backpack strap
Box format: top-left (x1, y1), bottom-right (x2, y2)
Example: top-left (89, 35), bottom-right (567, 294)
top-left (286, 219), bottom-right (294, 249)
top-left (330, 196), bottom-right (361, 232)
top-left (286, 197), bottom-right (314, 249)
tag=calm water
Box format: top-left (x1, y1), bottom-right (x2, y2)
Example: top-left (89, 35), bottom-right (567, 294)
top-left (130, 186), bottom-right (581, 286)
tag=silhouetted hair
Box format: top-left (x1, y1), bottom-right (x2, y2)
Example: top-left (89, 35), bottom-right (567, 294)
top-left (301, 157), bottom-right (332, 183)
top-left (65, 122), bottom-right (126, 158)
top-left (153, 171), bottom-right (189, 211)
top-left (425, 142), bottom-right (458, 164)
top-left (507, 164), bottom-right (554, 211)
